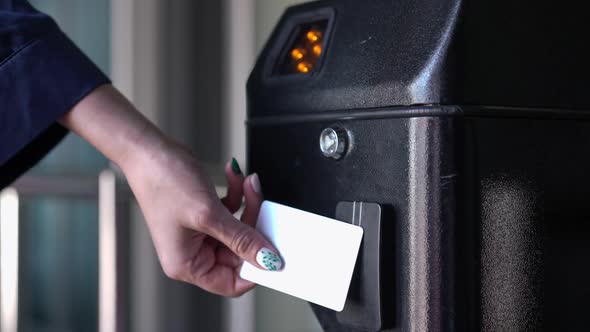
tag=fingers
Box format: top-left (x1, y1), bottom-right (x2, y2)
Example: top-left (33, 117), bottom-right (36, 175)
top-left (165, 234), bottom-right (255, 297)
top-left (241, 173), bottom-right (263, 228)
top-left (210, 214), bottom-right (282, 272)
top-left (214, 247), bottom-right (257, 295)
top-left (216, 245), bottom-right (241, 267)
top-left (189, 170), bottom-right (281, 275)
top-left (233, 276), bottom-right (256, 296)
top-left (221, 158), bottom-right (244, 214)
top-left (188, 260), bottom-right (255, 297)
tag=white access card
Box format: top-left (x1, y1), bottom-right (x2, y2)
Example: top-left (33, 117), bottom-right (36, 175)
top-left (239, 200), bottom-right (364, 312)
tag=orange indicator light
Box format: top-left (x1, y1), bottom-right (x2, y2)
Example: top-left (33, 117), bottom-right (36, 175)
top-left (297, 62), bottom-right (312, 73)
top-left (313, 44), bottom-right (322, 56)
top-left (291, 48), bottom-right (305, 60)
top-left (306, 30), bottom-right (321, 42)
top-left (276, 20), bottom-right (328, 75)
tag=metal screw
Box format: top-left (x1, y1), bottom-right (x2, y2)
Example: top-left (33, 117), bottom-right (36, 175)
top-left (319, 127), bottom-right (349, 160)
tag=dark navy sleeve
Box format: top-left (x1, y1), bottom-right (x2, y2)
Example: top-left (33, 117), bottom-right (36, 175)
top-left (0, 0), bottom-right (111, 188)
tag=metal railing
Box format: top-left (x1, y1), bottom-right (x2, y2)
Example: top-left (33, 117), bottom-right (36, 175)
top-left (0, 170), bottom-right (132, 332)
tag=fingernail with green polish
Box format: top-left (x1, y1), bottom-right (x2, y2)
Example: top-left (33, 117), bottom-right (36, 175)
top-left (256, 247), bottom-right (283, 271)
top-left (231, 158), bottom-right (242, 175)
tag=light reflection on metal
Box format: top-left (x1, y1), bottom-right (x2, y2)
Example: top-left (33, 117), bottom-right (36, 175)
top-left (99, 171), bottom-right (117, 332)
top-left (320, 127), bottom-right (349, 160)
top-left (0, 188), bottom-right (19, 332)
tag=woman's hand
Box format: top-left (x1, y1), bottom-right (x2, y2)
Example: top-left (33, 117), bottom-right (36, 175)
top-left (60, 84), bottom-right (282, 296)
top-left (126, 141), bottom-right (280, 296)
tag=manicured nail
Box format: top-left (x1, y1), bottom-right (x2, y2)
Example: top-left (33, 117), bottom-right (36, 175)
top-left (231, 158), bottom-right (242, 175)
top-left (250, 173), bottom-right (262, 194)
top-left (256, 247), bottom-right (283, 271)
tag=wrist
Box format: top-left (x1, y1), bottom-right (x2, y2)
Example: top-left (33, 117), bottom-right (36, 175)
top-left (117, 122), bottom-right (172, 178)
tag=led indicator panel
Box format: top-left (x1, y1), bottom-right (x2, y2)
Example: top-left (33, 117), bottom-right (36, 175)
top-left (276, 20), bottom-right (329, 75)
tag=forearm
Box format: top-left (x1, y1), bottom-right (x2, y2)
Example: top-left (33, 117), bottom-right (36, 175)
top-left (58, 84), bottom-right (167, 172)
top-left (57, 83), bottom-right (277, 295)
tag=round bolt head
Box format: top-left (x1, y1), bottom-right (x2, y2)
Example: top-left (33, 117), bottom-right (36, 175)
top-left (319, 127), bottom-right (348, 159)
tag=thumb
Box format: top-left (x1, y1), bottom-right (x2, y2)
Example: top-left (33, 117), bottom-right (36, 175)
top-left (209, 214), bottom-right (283, 271)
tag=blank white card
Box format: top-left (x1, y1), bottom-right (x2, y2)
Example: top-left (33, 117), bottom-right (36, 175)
top-left (239, 201), bottom-right (363, 311)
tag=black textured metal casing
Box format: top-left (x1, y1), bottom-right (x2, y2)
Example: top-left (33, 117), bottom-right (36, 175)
top-left (247, 0), bottom-right (590, 116)
top-left (246, 0), bottom-right (590, 331)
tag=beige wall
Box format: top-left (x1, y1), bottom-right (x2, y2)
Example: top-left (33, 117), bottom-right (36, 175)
top-left (255, 0), bottom-right (308, 51)
top-left (111, 2), bottom-right (224, 332)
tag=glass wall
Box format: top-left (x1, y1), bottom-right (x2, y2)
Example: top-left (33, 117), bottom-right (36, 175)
top-left (18, 197), bottom-right (99, 332)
